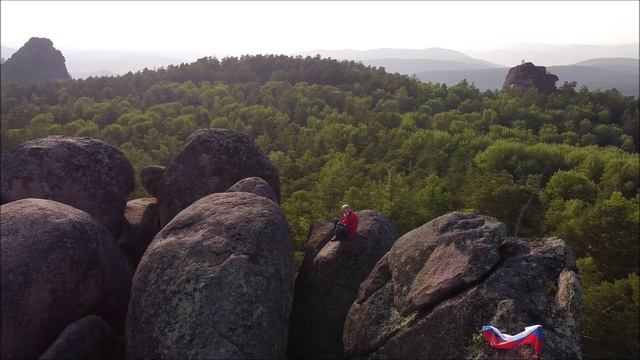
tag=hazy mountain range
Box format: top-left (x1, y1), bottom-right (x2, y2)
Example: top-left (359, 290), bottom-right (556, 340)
top-left (2, 43), bottom-right (638, 95)
top-left (465, 43), bottom-right (640, 66)
top-left (299, 45), bottom-right (639, 95)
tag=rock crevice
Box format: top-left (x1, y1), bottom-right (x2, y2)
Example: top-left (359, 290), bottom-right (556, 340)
top-left (288, 210), bottom-right (399, 359)
top-left (343, 213), bottom-right (581, 359)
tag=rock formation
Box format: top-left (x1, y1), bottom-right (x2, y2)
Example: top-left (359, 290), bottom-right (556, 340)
top-left (126, 192), bottom-right (294, 359)
top-left (503, 62), bottom-right (559, 95)
top-left (0, 136), bottom-right (135, 236)
top-left (117, 198), bottom-right (160, 267)
top-left (139, 165), bottom-right (165, 197)
top-left (156, 129), bottom-right (280, 226)
top-left (0, 199), bottom-right (132, 359)
top-left (0, 131), bottom-right (583, 359)
top-left (343, 212), bottom-right (581, 359)
top-left (227, 176), bottom-right (278, 202)
top-left (39, 315), bottom-right (122, 360)
top-left (289, 210), bottom-right (399, 359)
top-left (0, 37), bottom-right (71, 84)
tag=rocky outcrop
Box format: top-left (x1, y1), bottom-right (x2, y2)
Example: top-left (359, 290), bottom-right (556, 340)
top-left (503, 62), bottom-right (559, 95)
top-left (157, 129), bottom-right (280, 225)
top-left (139, 165), bottom-right (164, 197)
top-left (289, 210), bottom-right (399, 359)
top-left (39, 315), bottom-right (122, 360)
top-left (343, 212), bottom-right (581, 359)
top-left (227, 176), bottom-right (278, 202)
top-left (117, 198), bottom-right (160, 267)
top-left (0, 199), bottom-right (132, 359)
top-left (0, 37), bottom-right (71, 84)
top-left (126, 192), bottom-right (294, 359)
top-left (0, 136), bottom-right (135, 236)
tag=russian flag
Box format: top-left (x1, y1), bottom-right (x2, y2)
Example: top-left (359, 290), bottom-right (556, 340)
top-left (481, 325), bottom-right (543, 353)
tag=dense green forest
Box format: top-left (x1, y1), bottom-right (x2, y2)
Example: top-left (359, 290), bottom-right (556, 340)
top-left (1, 55), bottom-right (638, 359)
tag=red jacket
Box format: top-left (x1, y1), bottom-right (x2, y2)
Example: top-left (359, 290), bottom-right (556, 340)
top-left (342, 211), bottom-right (359, 240)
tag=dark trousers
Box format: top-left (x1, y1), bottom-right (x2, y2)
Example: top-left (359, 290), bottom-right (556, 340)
top-left (333, 218), bottom-right (348, 241)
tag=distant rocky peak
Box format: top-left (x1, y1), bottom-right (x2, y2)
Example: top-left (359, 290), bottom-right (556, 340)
top-left (502, 62), bottom-right (559, 95)
top-left (24, 37), bottom-right (55, 48)
top-left (0, 37), bottom-right (71, 84)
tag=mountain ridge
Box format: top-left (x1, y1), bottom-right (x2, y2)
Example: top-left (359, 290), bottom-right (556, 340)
top-left (2, 39), bottom-right (638, 94)
top-left (466, 43), bottom-right (639, 66)
top-left (294, 47), bottom-right (480, 61)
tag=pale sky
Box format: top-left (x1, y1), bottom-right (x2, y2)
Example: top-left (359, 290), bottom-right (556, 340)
top-left (1, 1), bottom-right (638, 56)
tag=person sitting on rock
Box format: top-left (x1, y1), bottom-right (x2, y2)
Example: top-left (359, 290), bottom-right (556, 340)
top-left (331, 204), bottom-right (358, 241)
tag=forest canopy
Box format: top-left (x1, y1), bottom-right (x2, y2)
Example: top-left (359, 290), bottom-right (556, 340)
top-left (1, 54), bottom-right (638, 359)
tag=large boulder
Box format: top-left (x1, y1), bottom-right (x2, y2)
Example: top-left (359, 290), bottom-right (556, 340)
top-left (1, 136), bottom-right (135, 236)
top-left (126, 192), bottom-right (294, 359)
top-left (157, 129), bottom-right (280, 226)
top-left (117, 198), bottom-right (160, 267)
top-left (503, 62), bottom-right (559, 95)
top-left (343, 212), bottom-right (581, 359)
top-left (226, 176), bottom-right (278, 203)
top-left (289, 210), bottom-right (399, 359)
top-left (0, 199), bottom-right (132, 359)
top-left (39, 315), bottom-right (122, 360)
top-left (139, 165), bottom-right (165, 197)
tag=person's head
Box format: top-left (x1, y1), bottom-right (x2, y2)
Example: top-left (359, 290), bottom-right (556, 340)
top-left (341, 204), bottom-right (351, 214)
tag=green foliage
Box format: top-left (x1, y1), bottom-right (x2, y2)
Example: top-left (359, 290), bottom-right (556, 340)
top-left (464, 170), bottom-right (544, 236)
top-left (555, 192), bottom-right (639, 279)
top-left (468, 330), bottom-right (489, 356)
top-left (578, 258), bottom-right (639, 360)
top-left (543, 170), bottom-right (598, 203)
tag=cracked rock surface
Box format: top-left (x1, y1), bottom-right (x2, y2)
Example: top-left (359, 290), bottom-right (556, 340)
top-left (117, 198), bottom-right (160, 267)
top-left (126, 192), bottom-right (294, 359)
top-left (343, 212), bottom-right (581, 359)
top-left (288, 210), bottom-right (399, 359)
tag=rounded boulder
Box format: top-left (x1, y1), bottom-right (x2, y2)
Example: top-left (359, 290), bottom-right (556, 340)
top-left (0, 136), bottom-right (135, 236)
top-left (226, 176), bottom-right (278, 203)
top-left (126, 192), bottom-right (294, 359)
top-left (39, 315), bottom-right (122, 360)
top-left (0, 199), bottom-right (132, 359)
top-left (156, 129), bottom-right (280, 226)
